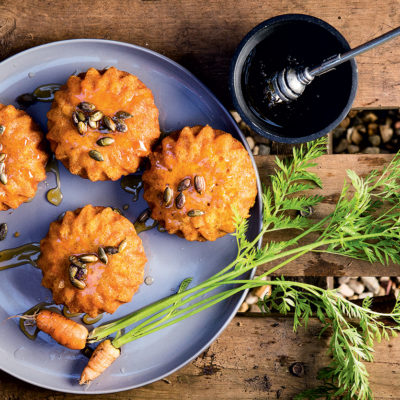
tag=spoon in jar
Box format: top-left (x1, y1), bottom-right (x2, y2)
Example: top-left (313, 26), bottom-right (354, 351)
top-left (266, 26), bottom-right (400, 105)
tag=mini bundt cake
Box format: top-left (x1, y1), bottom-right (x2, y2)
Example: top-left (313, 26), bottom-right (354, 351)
top-left (37, 205), bottom-right (147, 317)
top-left (0, 104), bottom-right (48, 210)
top-left (142, 125), bottom-right (257, 241)
top-left (46, 67), bottom-right (160, 181)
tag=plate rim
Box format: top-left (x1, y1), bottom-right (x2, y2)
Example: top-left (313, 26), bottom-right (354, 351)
top-left (0, 38), bottom-right (264, 394)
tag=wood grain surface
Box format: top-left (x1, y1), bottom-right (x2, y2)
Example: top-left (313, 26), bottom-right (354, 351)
top-left (0, 0), bottom-right (399, 108)
top-left (255, 153), bottom-right (400, 277)
top-left (1, 314), bottom-right (399, 399)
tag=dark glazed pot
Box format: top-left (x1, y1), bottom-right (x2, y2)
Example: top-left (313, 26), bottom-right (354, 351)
top-left (230, 14), bottom-right (358, 143)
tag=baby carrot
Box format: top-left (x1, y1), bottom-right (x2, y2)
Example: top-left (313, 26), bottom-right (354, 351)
top-left (79, 339), bottom-right (120, 384)
top-left (36, 310), bottom-right (88, 350)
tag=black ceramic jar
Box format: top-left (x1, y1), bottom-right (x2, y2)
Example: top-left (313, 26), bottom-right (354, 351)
top-left (230, 14), bottom-right (358, 143)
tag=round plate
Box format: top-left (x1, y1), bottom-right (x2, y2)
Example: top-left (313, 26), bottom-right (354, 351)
top-left (0, 39), bottom-right (262, 394)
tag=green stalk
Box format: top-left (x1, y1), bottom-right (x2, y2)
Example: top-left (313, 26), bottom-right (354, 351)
top-left (107, 231), bottom-right (396, 348)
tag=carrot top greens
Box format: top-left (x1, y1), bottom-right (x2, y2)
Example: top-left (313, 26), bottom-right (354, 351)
top-left (89, 137), bottom-right (400, 399)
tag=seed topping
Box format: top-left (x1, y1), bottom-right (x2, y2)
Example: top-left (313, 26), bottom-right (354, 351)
top-left (97, 137), bottom-right (114, 147)
top-left (79, 254), bottom-right (99, 263)
top-left (115, 111), bottom-right (133, 119)
top-left (104, 246), bottom-right (119, 255)
top-left (77, 121), bottom-right (87, 135)
top-left (89, 150), bottom-right (104, 162)
top-left (118, 239), bottom-right (127, 253)
top-left (177, 178), bottom-right (191, 192)
top-left (98, 247), bottom-right (108, 264)
top-left (194, 175), bottom-right (206, 194)
top-left (187, 209), bottom-right (205, 217)
top-left (90, 110), bottom-right (104, 122)
top-left (103, 116), bottom-right (116, 132)
top-left (175, 192), bottom-right (185, 209)
top-left (0, 173), bottom-right (7, 185)
top-left (113, 118), bottom-right (128, 132)
top-left (78, 102), bottom-right (96, 112)
top-left (163, 186), bottom-right (173, 205)
top-left (137, 208), bottom-right (151, 224)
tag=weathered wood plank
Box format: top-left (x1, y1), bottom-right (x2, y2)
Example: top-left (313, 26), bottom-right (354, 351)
top-left (255, 154), bottom-right (400, 276)
top-left (0, 0), bottom-right (399, 108)
top-left (1, 315), bottom-right (399, 399)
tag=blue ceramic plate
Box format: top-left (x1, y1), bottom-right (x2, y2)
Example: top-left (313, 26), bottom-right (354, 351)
top-left (0, 39), bottom-right (262, 394)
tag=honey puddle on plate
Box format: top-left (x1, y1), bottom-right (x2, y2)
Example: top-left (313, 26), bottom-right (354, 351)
top-left (0, 242), bottom-right (40, 270)
top-left (46, 157), bottom-right (63, 206)
top-left (121, 175), bottom-right (143, 202)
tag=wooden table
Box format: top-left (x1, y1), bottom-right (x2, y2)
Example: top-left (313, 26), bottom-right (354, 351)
top-left (1, 1), bottom-right (400, 398)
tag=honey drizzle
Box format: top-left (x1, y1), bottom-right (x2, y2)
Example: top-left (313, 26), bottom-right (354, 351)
top-left (134, 217), bottom-right (158, 234)
top-left (46, 157), bottom-right (63, 206)
top-left (0, 242), bottom-right (40, 270)
top-left (121, 175), bottom-right (143, 202)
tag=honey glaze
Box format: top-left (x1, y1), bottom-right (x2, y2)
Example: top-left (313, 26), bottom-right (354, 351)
top-left (0, 242), bottom-right (40, 270)
top-left (121, 175), bottom-right (143, 202)
top-left (134, 217), bottom-right (158, 234)
top-left (45, 156), bottom-right (63, 206)
top-left (16, 83), bottom-right (62, 107)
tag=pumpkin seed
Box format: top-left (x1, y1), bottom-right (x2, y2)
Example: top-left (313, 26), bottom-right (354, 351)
top-left (0, 144), bottom-right (2, 151)
top-left (103, 116), bottom-right (116, 131)
top-left (75, 267), bottom-right (87, 281)
top-left (111, 207), bottom-right (123, 215)
top-left (0, 163), bottom-right (4, 174)
top-left (69, 265), bottom-right (78, 280)
top-left (187, 209), bottom-right (205, 217)
top-left (177, 178), bottom-right (191, 192)
top-left (89, 150), bottom-right (104, 161)
top-left (90, 110), bottom-right (103, 122)
top-left (113, 118), bottom-right (128, 133)
top-left (76, 110), bottom-right (86, 122)
top-left (136, 208), bottom-right (151, 223)
top-left (69, 255), bottom-right (85, 268)
top-left (97, 137), bottom-right (114, 147)
top-left (104, 246), bottom-right (119, 255)
top-left (0, 173), bottom-right (7, 185)
top-left (77, 121), bottom-right (87, 135)
top-left (118, 239), bottom-right (127, 253)
top-left (0, 125), bottom-right (5, 135)
top-left (0, 153), bottom-right (5, 162)
top-left (72, 111), bottom-right (79, 125)
top-left (163, 186), bottom-right (173, 205)
top-left (194, 175), bottom-right (205, 194)
top-left (88, 118), bottom-right (98, 129)
top-left (0, 223), bottom-right (7, 241)
top-left (78, 102), bottom-right (95, 112)
top-left (175, 192), bottom-right (185, 209)
top-left (115, 111), bottom-right (133, 119)
top-left (70, 276), bottom-right (86, 290)
top-left (98, 247), bottom-right (108, 264)
top-left (79, 254), bottom-right (99, 263)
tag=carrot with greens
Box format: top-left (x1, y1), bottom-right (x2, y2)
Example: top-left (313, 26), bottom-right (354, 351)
top-left (79, 339), bottom-right (120, 384)
top-left (21, 309), bottom-right (89, 350)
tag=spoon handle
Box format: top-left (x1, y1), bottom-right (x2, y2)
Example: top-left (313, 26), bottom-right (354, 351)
top-left (309, 26), bottom-right (400, 77)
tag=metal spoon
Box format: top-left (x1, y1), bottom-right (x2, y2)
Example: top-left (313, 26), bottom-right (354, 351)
top-left (267, 26), bottom-right (400, 105)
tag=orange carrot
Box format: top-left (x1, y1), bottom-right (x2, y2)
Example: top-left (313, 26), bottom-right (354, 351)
top-left (80, 339), bottom-right (120, 384)
top-left (36, 310), bottom-right (88, 350)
